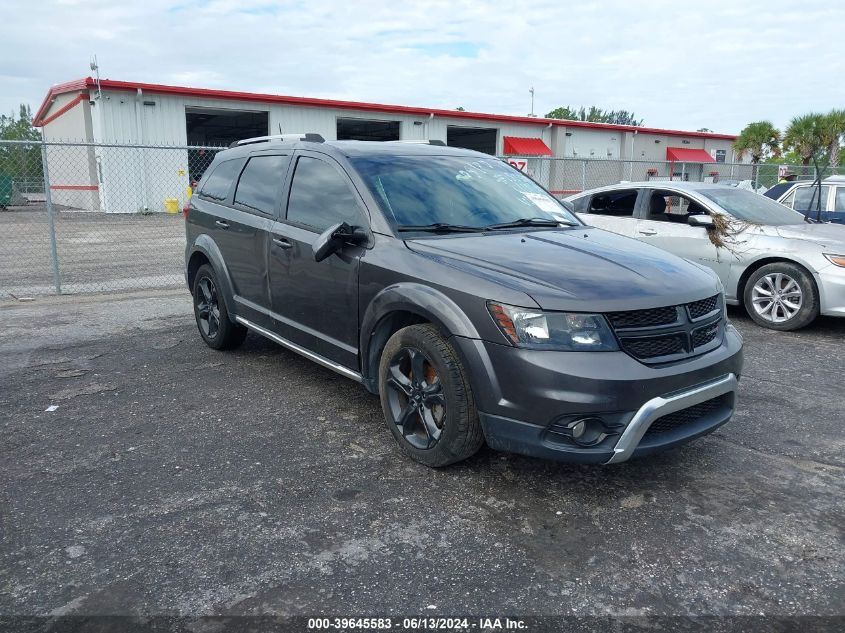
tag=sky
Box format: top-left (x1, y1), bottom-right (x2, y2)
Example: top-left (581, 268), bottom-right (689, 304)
top-left (2, 0), bottom-right (844, 134)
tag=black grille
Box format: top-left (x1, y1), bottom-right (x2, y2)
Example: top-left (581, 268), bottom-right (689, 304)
top-left (688, 294), bottom-right (719, 320)
top-left (606, 305), bottom-right (678, 329)
top-left (619, 333), bottom-right (686, 359)
top-left (692, 322), bottom-right (720, 348)
top-left (644, 397), bottom-right (724, 438)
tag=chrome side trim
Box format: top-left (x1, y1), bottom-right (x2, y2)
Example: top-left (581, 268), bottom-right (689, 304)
top-left (235, 316), bottom-right (362, 383)
top-left (605, 373), bottom-right (738, 464)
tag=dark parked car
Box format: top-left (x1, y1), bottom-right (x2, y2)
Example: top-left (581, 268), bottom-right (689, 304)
top-left (764, 176), bottom-right (845, 224)
top-left (184, 134), bottom-right (743, 467)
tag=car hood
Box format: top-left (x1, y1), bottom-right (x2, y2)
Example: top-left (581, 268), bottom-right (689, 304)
top-left (775, 223), bottom-right (845, 249)
top-left (406, 228), bottom-right (721, 312)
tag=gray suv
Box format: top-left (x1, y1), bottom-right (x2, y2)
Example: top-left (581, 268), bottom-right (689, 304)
top-left (185, 134), bottom-right (743, 467)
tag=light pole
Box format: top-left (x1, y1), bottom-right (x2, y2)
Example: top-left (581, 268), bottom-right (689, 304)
top-left (528, 87), bottom-right (536, 117)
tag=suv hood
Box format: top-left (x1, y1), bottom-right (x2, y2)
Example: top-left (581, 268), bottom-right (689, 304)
top-left (406, 228), bottom-right (721, 312)
top-left (775, 223), bottom-right (845, 248)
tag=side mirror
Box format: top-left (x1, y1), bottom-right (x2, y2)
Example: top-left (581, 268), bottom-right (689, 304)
top-left (312, 222), bottom-right (368, 262)
top-left (688, 214), bottom-right (715, 229)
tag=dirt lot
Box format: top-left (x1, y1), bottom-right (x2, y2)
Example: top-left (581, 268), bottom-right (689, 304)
top-left (0, 291), bottom-right (842, 628)
top-left (0, 207), bottom-right (184, 299)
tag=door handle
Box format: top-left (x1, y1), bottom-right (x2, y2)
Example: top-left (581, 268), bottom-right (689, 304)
top-left (639, 228), bottom-right (657, 236)
top-left (215, 220), bottom-right (229, 229)
top-left (272, 236), bottom-right (293, 249)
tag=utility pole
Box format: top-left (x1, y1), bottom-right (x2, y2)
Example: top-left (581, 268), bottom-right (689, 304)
top-left (528, 87), bottom-right (536, 117)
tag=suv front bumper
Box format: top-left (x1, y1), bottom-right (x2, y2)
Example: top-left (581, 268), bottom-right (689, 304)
top-left (452, 324), bottom-right (743, 464)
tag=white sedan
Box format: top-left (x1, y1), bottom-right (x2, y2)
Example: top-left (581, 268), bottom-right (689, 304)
top-left (567, 182), bottom-right (845, 331)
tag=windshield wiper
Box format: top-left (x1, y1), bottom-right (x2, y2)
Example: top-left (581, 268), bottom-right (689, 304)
top-left (397, 223), bottom-right (484, 233)
top-left (484, 218), bottom-right (570, 230)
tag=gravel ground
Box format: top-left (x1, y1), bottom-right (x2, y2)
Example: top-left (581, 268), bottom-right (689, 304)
top-left (0, 208), bottom-right (184, 298)
top-left (0, 290), bottom-right (842, 627)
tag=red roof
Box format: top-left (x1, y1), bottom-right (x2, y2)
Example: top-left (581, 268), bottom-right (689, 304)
top-left (33, 77), bottom-right (737, 141)
top-left (666, 147), bottom-right (716, 163)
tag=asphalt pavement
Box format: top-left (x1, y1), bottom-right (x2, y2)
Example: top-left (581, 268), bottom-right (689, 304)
top-left (1, 290), bottom-right (842, 625)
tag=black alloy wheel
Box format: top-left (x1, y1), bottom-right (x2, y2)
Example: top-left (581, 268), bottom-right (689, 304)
top-left (384, 346), bottom-right (446, 449)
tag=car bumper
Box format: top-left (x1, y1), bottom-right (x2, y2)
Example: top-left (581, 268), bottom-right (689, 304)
top-left (818, 265), bottom-right (845, 316)
top-left (451, 324), bottom-right (744, 464)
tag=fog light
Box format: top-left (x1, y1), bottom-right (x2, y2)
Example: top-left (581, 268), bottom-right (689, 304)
top-left (560, 417), bottom-right (609, 447)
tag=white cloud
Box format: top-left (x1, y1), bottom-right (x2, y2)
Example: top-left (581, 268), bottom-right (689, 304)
top-left (2, 0), bottom-right (844, 133)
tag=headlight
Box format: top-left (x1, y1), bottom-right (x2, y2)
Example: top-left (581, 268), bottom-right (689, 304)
top-left (488, 302), bottom-right (619, 351)
top-left (824, 254), bottom-right (845, 267)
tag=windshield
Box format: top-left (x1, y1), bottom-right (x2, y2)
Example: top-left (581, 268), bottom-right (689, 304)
top-left (698, 187), bottom-right (808, 226)
top-left (350, 155), bottom-right (580, 230)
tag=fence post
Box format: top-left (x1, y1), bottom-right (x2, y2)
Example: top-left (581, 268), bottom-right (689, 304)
top-left (40, 141), bottom-right (62, 295)
top-left (581, 160), bottom-right (587, 192)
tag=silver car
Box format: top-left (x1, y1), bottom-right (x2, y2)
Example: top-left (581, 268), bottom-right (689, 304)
top-left (567, 182), bottom-right (845, 330)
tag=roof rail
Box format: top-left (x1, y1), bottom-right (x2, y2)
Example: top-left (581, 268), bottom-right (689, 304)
top-left (229, 133), bottom-right (325, 148)
top-left (387, 139), bottom-right (446, 146)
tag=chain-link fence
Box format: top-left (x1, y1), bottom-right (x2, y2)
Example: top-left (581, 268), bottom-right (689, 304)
top-left (510, 156), bottom-right (845, 197)
top-left (1, 140), bottom-right (224, 299)
top-left (3, 139), bottom-right (844, 299)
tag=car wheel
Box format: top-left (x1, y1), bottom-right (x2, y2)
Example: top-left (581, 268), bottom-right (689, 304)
top-left (378, 324), bottom-right (484, 467)
top-left (192, 264), bottom-right (247, 350)
top-left (743, 262), bottom-right (818, 331)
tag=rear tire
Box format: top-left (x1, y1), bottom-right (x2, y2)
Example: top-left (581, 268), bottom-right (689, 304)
top-left (378, 324), bottom-right (484, 467)
top-left (743, 262), bottom-right (818, 331)
top-left (192, 264), bottom-right (247, 350)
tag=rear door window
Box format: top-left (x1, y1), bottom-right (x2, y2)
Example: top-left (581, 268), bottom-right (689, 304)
top-left (198, 159), bottom-right (242, 202)
top-left (586, 190), bottom-right (638, 216)
top-left (834, 187), bottom-right (845, 212)
top-left (234, 155), bottom-right (289, 216)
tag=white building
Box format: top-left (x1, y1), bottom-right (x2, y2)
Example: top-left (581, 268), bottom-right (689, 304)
top-left (34, 77), bottom-right (740, 212)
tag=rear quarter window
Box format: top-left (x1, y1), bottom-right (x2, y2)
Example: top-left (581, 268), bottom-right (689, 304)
top-left (198, 159), bottom-right (242, 202)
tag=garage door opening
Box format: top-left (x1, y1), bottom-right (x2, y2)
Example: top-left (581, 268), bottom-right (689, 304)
top-left (447, 126), bottom-right (498, 155)
top-left (186, 108), bottom-right (268, 181)
top-left (336, 118), bottom-right (400, 141)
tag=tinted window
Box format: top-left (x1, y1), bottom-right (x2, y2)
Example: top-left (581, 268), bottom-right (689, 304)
top-left (286, 157), bottom-right (364, 232)
top-left (587, 190), bottom-right (638, 217)
top-left (234, 155), bottom-right (288, 215)
top-left (792, 185), bottom-right (829, 212)
top-left (199, 159), bottom-right (241, 202)
top-left (350, 155), bottom-right (580, 228)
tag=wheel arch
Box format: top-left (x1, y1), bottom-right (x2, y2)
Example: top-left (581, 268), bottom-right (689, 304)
top-left (359, 284), bottom-right (482, 393)
top-left (186, 235), bottom-right (237, 317)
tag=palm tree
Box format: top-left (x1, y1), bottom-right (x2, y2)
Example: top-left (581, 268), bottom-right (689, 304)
top-left (783, 113), bottom-right (825, 172)
top-left (783, 113), bottom-right (827, 220)
top-left (822, 109), bottom-right (845, 170)
top-left (732, 121), bottom-right (780, 185)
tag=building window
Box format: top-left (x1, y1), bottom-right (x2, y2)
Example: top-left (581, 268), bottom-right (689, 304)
top-left (446, 126), bottom-right (498, 155)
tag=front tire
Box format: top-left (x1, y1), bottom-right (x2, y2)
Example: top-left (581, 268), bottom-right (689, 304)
top-left (743, 262), bottom-right (818, 331)
top-left (192, 264), bottom-right (247, 350)
top-left (378, 324), bottom-right (484, 467)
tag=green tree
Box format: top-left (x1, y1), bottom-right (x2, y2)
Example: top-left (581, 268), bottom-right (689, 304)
top-left (783, 113), bottom-right (828, 220)
top-left (545, 105), bottom-right (643, 126)
top-left (0, 104), bottom-right (43, 190)
top-left (783, 113), bottom-right (825, 168)
top-left (732, 121), bottom-right (780, 186)
top-left (820, 109), bottom-right (845, 169)
top-left (455, 106), bottom-right (465, 111)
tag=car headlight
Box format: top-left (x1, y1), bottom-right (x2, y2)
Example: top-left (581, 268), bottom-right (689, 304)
top-left (824, 254), bottom-right (845, 267)
top-left (488, 302), bottom-right (619, 351)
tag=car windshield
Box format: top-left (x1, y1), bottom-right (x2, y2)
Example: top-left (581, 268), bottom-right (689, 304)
top-left (350, 155), bottom-right (580, 230)
top-left (699, 187), bottom-right (808, 226)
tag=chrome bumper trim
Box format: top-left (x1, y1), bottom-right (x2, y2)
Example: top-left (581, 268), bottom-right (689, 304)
top-left (605, 373), bottom-right (738, 464)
